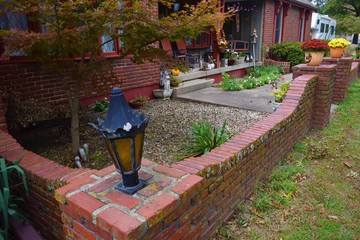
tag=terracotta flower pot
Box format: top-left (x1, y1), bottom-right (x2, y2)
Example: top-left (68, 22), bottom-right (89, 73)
top-left (170, 81), bottom-right (180, 87)
top-left (330, 47), bottom-right (345, 58)
top-left (305, 51), bottom-right (325, 66)
top-left (129, 100), bottom-right (145, 109)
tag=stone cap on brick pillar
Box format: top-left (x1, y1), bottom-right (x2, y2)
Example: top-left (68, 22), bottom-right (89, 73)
top-left (323, 57), bottom-right (353, 64)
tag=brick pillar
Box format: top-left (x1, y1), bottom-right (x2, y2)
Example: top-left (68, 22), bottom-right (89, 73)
top-left (0, 96), bottom-right (7, 132)
top-left (354, 59), bottom-right (360, 76)
top-left (322, 57), bottom-right (353, 103)
top-left (292, 64), bottom-right (336, 129)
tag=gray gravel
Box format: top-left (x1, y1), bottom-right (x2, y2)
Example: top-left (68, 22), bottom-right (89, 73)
top-left (141, 99), bottom-right (269, 166)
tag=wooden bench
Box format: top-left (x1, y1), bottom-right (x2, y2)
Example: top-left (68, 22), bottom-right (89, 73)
top-left (228, 40), bottom-right (250, 53)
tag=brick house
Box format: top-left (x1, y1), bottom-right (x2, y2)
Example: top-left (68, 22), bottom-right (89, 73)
top-left (221, 0), bottom-right (317, 61)
top-left (0, 0), bottom-right (316, 109)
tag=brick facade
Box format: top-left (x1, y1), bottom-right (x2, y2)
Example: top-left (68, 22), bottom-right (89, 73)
top-left (262, 0), bottom-right (275, 47)
top-left (0, 59), bottom-right (160, 106)
top-left (262, 0), bottom-right (313, 47)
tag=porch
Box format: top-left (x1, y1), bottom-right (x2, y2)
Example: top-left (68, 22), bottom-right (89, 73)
top-left (159, 0), bottom-right (264, 71)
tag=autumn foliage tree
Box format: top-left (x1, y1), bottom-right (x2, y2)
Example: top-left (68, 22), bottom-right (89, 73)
top-left (0, 0), bottom-right (231, 156)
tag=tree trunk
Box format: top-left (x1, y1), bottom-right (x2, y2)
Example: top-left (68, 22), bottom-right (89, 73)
top-left (353, 34), bottom-right (359, 44)
top-left (70, 95), bottom-right (80, 156)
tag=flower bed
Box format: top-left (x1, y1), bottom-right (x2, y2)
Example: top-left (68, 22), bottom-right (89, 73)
top-left (220, 65), bottom-right (283, 91)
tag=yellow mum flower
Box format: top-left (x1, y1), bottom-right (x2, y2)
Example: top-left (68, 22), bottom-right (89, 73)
top-left (328, 38), bottom-right (350, 48)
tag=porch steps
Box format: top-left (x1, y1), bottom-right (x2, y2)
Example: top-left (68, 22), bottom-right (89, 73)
top-left (172, 78), bottom-right (214, 98)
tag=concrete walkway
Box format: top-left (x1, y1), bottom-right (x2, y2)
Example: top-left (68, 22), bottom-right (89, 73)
top-left (177, 73), bottom-right (293, 113)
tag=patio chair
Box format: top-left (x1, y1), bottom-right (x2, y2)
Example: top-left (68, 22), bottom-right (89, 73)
top-left (175, 38), bottom-right (200, 65)
top-left (160, 40), bottom-right (175, 57)
top-left (228, 40), bottom-right (250, 53)
top-left (160, 39), bottom-right (188, 63)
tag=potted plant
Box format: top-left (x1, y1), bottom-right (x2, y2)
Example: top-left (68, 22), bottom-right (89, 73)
top-left (270, 81), bottom-right (290, 111)
top-left (328, 38), bottom-right (350, 58)
top-left (237, 52), bottom-right (246, 64)
top-left (129, 95), bottom-right (149, 109)
top-left (300, 39), bottom-right (329, 66)
top-left (169, 76), bottom-right (182, 87)
top-left (227, 51), bottom-right (238, 66)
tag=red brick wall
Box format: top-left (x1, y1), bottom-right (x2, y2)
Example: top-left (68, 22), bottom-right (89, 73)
top-left (0, 58), bottom-right (160, 106)
top-left (1, 59), bottom-right (359, 239)
top-left (304, 12), bottom-right (312, 41)
top-left (283, 7), bottom-right (300, 42)
top-left (264, 59), bottom-right (291, 73)
top-left (0, 97), bottom-right (7, 132)
top-left (354, 59), bottom-right (360, 76)
top-left (322, 57), bottom-right (354, 102)
top-left (262, 0), bottom-right (275, 47)
top-left (293, 64), bottom-right (336, 128)
top-left (52, 73), bottom-right (319, 240)
top-left (262, 1), bottom-right (314, 46)
top-left (349, 62), bottom-right (359, 82)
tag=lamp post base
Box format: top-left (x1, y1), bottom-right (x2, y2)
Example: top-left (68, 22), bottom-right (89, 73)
top-left (115, 179), bottom-right (147, 195)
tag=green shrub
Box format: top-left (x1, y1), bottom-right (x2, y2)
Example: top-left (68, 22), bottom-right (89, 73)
top-left (220, 72), bottom-right (243, 91)
top-left (269, 42), bottom-right (305, 67)
top-left (91, 97), bottom-right (109, 112)
top-left (180, 120), bottom-right (231, 158)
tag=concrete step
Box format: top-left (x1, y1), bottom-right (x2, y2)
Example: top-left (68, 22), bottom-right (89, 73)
top-left (172, 79), bottom-right (214, 98)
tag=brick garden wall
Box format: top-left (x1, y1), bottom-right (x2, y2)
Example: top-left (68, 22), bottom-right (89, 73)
top-left (0, 97), bottom-right (7, 132)
top-left (322, 57), bottom-right (353, 102)
top-left (52, 71), bottom-right (326, 240)
top-left (293, 64), bottom-right (336, 129)
top-left (0, 60), bottom-right (358, 239)
top-left (264, 59), bottom-right (291, 73)
top-left (354, 59), bottom-right (360, 76)
top-left (350, 62), bottom-right (360, 82)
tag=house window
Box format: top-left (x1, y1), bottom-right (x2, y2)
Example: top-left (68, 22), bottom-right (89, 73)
top-left (275, 6), bottom-right (283, 43)
top-left (330, 26), bottom-right (335, 36)
top-left (0, 11), bottom-right (28, 31)
top-left (185, 32), bottom-right (212, 49)
top-left (101, 35), bottom-right (116, 53)
top-left (299, 14), bottom-right (305, 42)
top-left (325, 24), bottom-right (329, 33)
top-left (0, 11), bottom-right (29, 56)
top-left (0, 10), bottom-right (119, 58)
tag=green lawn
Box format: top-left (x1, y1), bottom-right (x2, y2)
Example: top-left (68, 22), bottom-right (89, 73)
top-left (215, 78), bottom-right (360, 240)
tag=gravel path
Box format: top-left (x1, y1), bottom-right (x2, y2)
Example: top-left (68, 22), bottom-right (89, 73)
top-left (141, 99), bottom-right (269, 166)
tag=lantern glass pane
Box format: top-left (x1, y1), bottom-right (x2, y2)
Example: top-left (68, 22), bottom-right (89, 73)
top-left (106, 138), bottom-right (133, 172)
top-left (134, 133), bottom-right (144, 168)
top-left (105, 139), bottom-right (120, 170)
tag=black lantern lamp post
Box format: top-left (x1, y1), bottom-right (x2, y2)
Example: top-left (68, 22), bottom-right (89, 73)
top-left (89, 87), bottom-right (149, 194)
